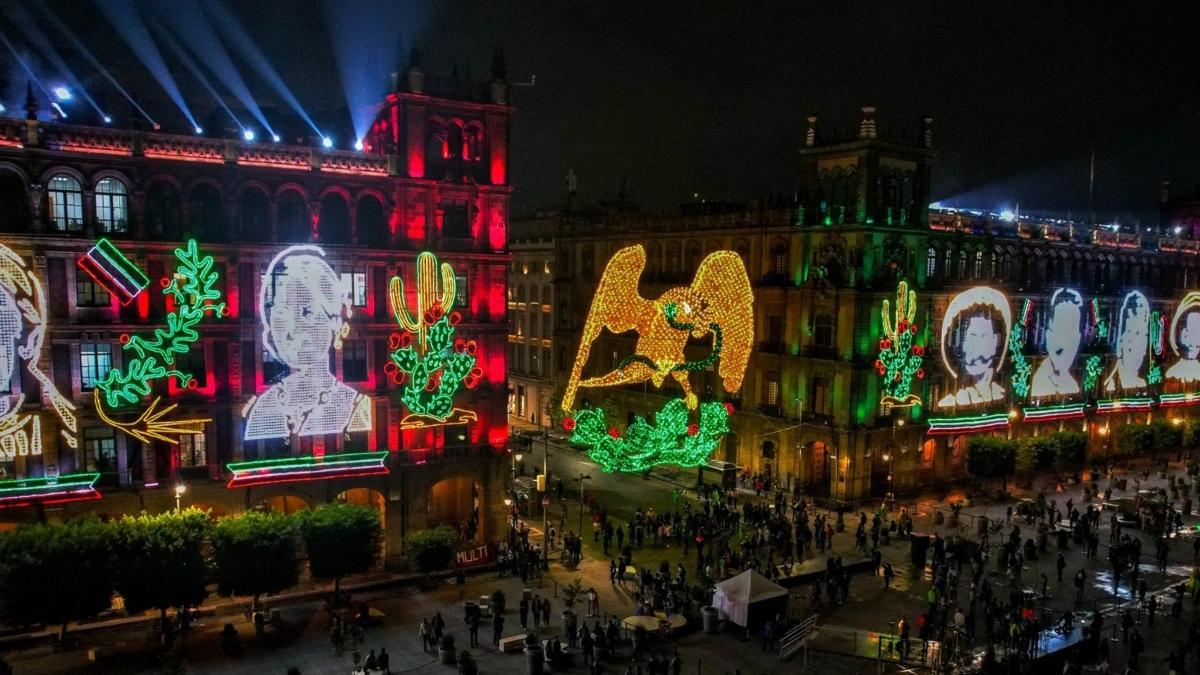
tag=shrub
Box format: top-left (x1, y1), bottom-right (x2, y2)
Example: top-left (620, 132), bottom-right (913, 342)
top-left (211, 511), bottom-right (300, 609)
top-left (406, 524), bottom-right (458, 575)
top-left (298, 503), bottom-right (382, 596)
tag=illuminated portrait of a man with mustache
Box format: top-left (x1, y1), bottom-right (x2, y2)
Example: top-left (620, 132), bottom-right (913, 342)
top-left (937, 287), bottom-right (1012, 407)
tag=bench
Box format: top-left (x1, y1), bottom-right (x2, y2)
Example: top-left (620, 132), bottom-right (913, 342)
top-left (498, 635), bottom-right (526, 653)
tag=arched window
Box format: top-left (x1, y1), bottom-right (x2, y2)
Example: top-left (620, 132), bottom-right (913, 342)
top-left (277, 191), bottom-right (309, 243)
top-left (356, 195), bottom-right (387, 247)
top-left (665, 242), bottom-right (681, 275)
top-left (957, 249), bottom-right (967, 279)
top-left (734, 239), bottom-right (751, 268)
top-left (446, 123), bottom-right (464, 160)
top-left (145, 181), bottom-right (182, 239)
top-left (0, 171), bottom-right (30, 233)
top-left (188, 183), bottom-right (223, 241)
top-left (238, 187), bottom-right (269, 242)
top-left (47, 175), bottom-right (84, 232)
top-left (94, 178), bottom-right (128, 234)
top-left (973, 250), bottom-right (983, 279)
top-left (685, 240), bottom-right (702, 271)
top-left (465, 124), bottom-right (485, 161)
top-left (318, 193), bottom-right (350, 245)
top-left (926, 247), bottom-right (937, 278)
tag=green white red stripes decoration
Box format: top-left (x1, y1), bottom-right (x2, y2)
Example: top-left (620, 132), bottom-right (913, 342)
top-left (927, 413), bottom-right (1010, 435)
top-left (0, 472), bottom-right (100, 508)
top-left (1096, 397), bottom-right (1154, 414)
top-left (1022, 403), bottom-right (1086, 422)
top-left (226, 451), bottom-right (389, 488)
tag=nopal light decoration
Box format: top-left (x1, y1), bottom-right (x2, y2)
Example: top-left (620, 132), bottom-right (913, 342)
top-left (876, 280), bottom-right (924, 407)
top-left (559, 245), bottom-right (753, 472)
top-left (386, 252), bottom-right (480, 429)
top-left (93, 239), bottom-right (221, 444)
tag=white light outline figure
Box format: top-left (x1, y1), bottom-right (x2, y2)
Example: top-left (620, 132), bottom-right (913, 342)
top-left (1167, 292), bottom-right (1200, 384)
top-left (1030, 288), bottom-right (1084, 398)
top-left (243, 245), bottom-right (371, 441)
top-left (1105, 290), bottom-right (1150, 392)
top-left (937, 286), bottom-right (1011, 408)
top-left (0, 244), bottom-right (76, 459)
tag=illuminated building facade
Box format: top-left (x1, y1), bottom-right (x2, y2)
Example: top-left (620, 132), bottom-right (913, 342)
top-left (548, 107), bottom-right (1200, 500)
top-left (507, 218), bottom-right (556, 428)
top-left (0, 60), bottom-right (512, 565)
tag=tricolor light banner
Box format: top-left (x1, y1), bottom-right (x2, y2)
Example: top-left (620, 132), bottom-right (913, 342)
top-left (1022, 403), bottom-right (1086, 423)
top-left (927, 413), bottom-right (1010, 436)
top-left (1160, 392), bottom-right (1200, 408)
top-left (78, 238), bottom-right (150, 305)
top-left (1096, 397), bottom-right (1155, 414)
top-left (226, 451), bottom-right (389, 488)
top-left (0, 472), bottom-right (101, 508)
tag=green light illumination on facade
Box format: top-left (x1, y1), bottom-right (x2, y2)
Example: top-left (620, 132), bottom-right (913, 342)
top-left (1009, 298), bottom-right (1033, 400)
top-left (876, 281), bottom-right (924, 407)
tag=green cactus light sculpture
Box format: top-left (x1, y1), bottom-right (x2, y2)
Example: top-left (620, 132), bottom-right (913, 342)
top-left (385, 252), bottom-right (481, 428)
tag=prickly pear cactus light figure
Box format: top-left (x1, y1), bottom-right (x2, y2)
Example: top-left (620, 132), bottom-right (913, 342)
top-left (559, 245), bottom-right (753, 472)
top-left (386, 252), bottom-right (481, 428)
top-left (876, 280), bottom-right (924, 407)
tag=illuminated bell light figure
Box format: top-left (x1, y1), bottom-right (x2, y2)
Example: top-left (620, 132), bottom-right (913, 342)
top-left (243, 245), bottom-right (371, 441)
top-left (1029, 288), bottom-right (1084, 398)
top-left (937, 286), bottom-right (1011, 407)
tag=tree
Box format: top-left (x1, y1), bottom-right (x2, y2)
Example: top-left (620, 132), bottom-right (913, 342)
top-left (966, 436), bottom-right (1016, 491)
top-left (1051, 431), bottom-right (1089, 469)
top-left (211, 511), bottom-right (300, 611)
top-left (0, 518), bottom-right (114, 641)
top-left (1116, 425), bottom-right (1157, 457)
top-left (298, 503), bottom-right (382, 597)
top-left (406, 525), bottom-right (458, 577)
top-left (112, 509), bottom-right (210, 629)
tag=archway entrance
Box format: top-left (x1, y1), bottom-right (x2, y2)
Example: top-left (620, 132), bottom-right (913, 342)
top-left (338, 488), bottom-right (387, 561)
top-left (871, 442), bottom-right (897, 497)
top-left (428, 477), bottom-right (481, 543)
top-left (255, 494), bottom-right (309, 515)
top-left (808, 441), bottom-right (831, 497)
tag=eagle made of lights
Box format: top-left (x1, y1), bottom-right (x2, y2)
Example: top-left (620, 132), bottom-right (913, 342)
top-left (561, 245), bottom-right (753, 472)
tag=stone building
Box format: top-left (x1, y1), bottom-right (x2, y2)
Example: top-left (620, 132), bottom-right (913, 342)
top-left (0, 57), bottom-right (513, 567)
top-left (549, 107), bottom-right (1200, 500)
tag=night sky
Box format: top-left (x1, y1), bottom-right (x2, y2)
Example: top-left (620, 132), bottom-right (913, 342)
top-left (14, 1), bottom-right (1200, 224)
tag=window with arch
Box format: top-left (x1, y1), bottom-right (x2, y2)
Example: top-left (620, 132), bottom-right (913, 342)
top-left (973, 250), bottom-right (983, 279)
top-left (465, 124), bottom-right (485, 161)
top-left (734, 239), bottom-right (751, 268)
top-left (94, 178), bottom-right (128, 234)
top-left (665, 242), bottom-right (681, 275)
top-left (446, 123), bottom-right (464, 160)
top-left (957, 249), bottom-right (967, 279)
top-left (47, 175), bottom-right (84, 232)
top-left (926, 248), bottom-right (937, 278)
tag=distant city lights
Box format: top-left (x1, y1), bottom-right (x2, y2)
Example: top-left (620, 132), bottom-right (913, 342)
top-left (321, 137), bottom-right (333, 149)
top-left (52, 86), bottom-right (72, 101)
top-left (243, 129), bottom-right (256, 142)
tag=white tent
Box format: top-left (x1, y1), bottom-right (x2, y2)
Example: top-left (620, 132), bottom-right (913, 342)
top-left (711, 569), bottom-right (787, 627)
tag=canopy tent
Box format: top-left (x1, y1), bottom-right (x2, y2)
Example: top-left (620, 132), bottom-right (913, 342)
top-left (711, 569), bottom-right (788, 628)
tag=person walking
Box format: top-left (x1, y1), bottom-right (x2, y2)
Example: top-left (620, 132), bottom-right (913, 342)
top-left (456, 569), bottom-right (466, 598)
top-left (1056, 553), bottom-right (1066, 582)
top-left (520, 597), bottom-right (529, 629)
top-left (419, 618), bottom-right (432, 652)
top-left (1074, 569), bottom-right (1086, 604)
top-left (378, 647), bottom-right (391, 674)
top-left (761, 620), bottom-right (774, 652)
top-left (492, 612), bottom-right (505, 646)
top-left (468, 612), bottom-right (480, 647)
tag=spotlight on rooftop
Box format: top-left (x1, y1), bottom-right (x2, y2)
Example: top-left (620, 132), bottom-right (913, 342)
top-left (353, 139), bottom-right (363, 151)
top-left (272, 134), bottom-right (281, 143)
top-left (103, 114), bottom-right (112, 124)
top-left (321, 136), bottom-right (333, 149)
top-left (0, 104), bottom-right (6, 114)
top-left (999, 209), bottom-right (1017, 223)
top-left (194, 126), bottom-right (203, 135)
top-left (52, 86), bottom-right (71, 101)
top-left (242, 129), bottom-right (255, 142)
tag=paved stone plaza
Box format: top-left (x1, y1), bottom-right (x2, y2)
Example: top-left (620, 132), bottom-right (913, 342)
top-left (5, 440), bottom-right (1200, 674)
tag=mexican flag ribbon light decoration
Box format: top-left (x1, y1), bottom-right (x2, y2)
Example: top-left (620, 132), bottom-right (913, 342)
top-left (876, 280), bottom-right (924, 407)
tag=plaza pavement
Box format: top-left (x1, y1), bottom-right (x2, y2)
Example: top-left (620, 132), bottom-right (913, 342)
top-left (6, 442), bottom-right (1200, 674)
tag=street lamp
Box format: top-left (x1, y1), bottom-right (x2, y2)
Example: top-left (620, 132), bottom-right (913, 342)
top-left (174, 483), bottom-right (186, 512)
top-left (576, 472), bottom-right (592, 540)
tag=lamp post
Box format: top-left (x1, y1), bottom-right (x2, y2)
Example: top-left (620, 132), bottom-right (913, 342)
top-left (174, 483), bottom-right (186, 512)
top-left (576, 472), bottom-right (592, 540)
top-left (542, 429), bottom-right (550, 553)
top-left (1098, 425), bottom-right (1110, 471)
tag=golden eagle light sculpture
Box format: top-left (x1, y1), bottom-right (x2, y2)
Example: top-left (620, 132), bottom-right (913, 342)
top-left (562, 244), bottom-right (754, 412)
